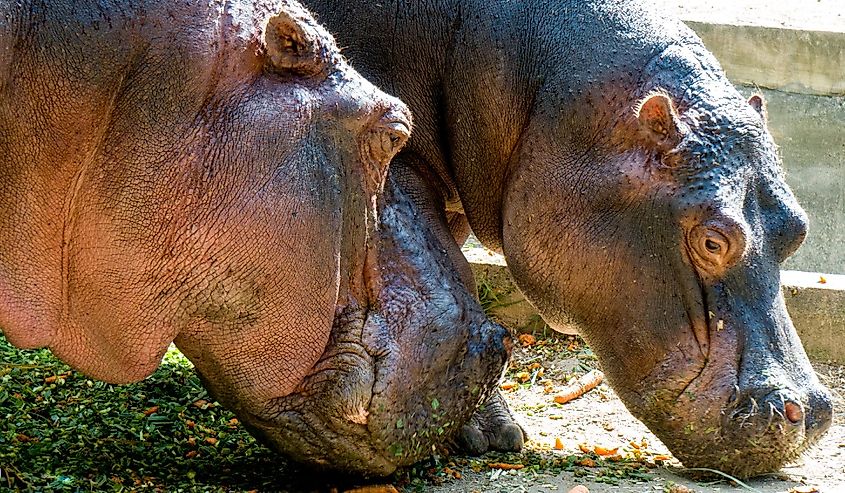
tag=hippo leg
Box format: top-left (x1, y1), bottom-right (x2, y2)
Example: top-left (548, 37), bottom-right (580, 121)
top-left (222, 168), bottom-right (513, 475)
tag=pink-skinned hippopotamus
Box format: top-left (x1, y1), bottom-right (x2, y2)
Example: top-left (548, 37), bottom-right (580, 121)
top-left (0, 0), bottom-right (514, 476)
top-left (304, 0), bottom-right (835, 477)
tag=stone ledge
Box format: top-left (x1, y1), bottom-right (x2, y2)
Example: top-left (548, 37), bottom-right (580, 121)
top-left (686, 22), bottom-right (845, 96)
top-left (465, 248), bottom-right (845, 363)
top-left (651, 0), bottom-right (845, 96)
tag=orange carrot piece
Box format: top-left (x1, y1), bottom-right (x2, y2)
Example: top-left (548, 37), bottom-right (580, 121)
top-left (487, 462), bottom-right (525, 470)
top-left (553, 369), bottom-right (604, 404)
top-left (343, 486), bottom-right (399, 493)
top-left (593, 445), bottom-right (619, 456)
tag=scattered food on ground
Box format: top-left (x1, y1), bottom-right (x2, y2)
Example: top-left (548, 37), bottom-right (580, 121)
top-left (2, 329), bottom-right (844, 492)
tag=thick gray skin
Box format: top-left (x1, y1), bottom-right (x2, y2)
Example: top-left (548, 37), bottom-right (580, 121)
top-left (307, 0), bottom-right (834, 476)
top-left (0, 0), bottom-right (510, 476)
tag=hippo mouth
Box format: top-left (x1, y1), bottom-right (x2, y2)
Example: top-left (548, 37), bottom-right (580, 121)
top-left (632, 264), bottom-right (834, 477)
top-left (650, 349), bottom-right (830, 478)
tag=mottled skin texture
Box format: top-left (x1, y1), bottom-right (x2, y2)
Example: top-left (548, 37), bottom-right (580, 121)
top-left (0, 0), bottom-right (510, 475)
top-left (307, 0), bottom-right (834, 476)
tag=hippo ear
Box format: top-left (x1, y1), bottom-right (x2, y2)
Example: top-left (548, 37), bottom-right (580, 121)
top-left (748, 94), bottom-right (768, 123)
top-left (636, 92), bottom-right (685, 150)
top-left (263, 7), bottom-right (332, 77)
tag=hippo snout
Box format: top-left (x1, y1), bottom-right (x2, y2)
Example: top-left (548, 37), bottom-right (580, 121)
top-left (665, 380), bottom-right (834, 477)
top-left (726, 386), bottom-right (832, 440)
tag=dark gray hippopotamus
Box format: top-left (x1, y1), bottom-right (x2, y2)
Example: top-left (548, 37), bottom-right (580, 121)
top-left (0, 0), bottom-right (513, 476)
top-left (305, 0), bottom-right (834, 477)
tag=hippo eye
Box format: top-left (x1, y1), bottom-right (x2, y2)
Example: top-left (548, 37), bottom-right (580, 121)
top-left (688, 223), bottom-right (744, 276)
top-left (704, 238), bottom-right (722, 254)
top-left (366, 121), bottom-right (410, 169)
top-left (374, 122), bottom-right (410, 159)
top-left (699, 230), bottom-right (729, 260)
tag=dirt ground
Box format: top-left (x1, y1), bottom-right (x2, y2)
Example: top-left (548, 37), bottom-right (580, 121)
top-left (422, 338), bottom-right (845, 493)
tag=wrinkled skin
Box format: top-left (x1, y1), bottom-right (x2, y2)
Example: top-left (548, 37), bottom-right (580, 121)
top-left (307, 0), bottom-right (834, 476)
top-left (0, 0), bottom-right (511, 475)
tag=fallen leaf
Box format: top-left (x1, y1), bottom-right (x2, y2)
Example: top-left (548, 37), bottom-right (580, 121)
top-left (44, 376), bottom-right (57, 384)
top-left (789, 487), bottom-right (819, 493)
top-left (516, 371), bottom-right (531, 382)
top-left (666, 485), bottom-right (693, 493)
top-left (576, 458), bottom-right (596, 467)
top-left (143, 406), bottom-right (159, 417)
top-left (205, 437), bottom-right (218, 445)
top-left (554, 437), bottom-right (564, 450)
top-left (818, 276), bottom-right (827, 284)
top-left (184, 450), bottom-right (198, 459)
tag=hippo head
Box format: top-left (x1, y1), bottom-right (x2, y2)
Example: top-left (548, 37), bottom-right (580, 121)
top-left (501, 61), bottom-right (832, 475)
top-left (2, 0), bottom-right (515, 475)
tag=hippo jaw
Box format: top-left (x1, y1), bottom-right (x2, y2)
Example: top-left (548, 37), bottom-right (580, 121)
top-left (193, 177), bottom-right (511, 476)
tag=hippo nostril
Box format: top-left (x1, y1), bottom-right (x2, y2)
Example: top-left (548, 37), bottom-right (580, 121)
top-left (784, 401), bottom-right (803, 424)
top-left (805, 388), bottom-right (834, 436)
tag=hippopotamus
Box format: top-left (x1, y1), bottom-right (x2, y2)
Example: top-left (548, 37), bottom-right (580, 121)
top-left (305, 0), bottom-right (835, 477)
top-left (0, 0), bottom-right (513, 476)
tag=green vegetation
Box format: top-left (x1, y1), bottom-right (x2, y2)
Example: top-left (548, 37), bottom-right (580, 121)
top-left (0, 329), bottom-right (654, 492)
top-left (0, 334), bottom-right (313, 492)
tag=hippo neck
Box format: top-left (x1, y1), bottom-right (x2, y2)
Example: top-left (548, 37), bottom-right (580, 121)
top-left (437, 2), bottom-right (551, 251)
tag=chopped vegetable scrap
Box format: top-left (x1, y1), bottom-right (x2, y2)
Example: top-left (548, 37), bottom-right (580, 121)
top-left (553, 369), bottom-right (604, 404)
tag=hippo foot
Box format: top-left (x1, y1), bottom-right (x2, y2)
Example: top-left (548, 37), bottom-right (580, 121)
top-left (455, 390), bottom-right (526, 454)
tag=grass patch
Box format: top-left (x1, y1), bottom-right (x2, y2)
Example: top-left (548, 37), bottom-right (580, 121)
top-left (0, 323), bottom-right (621, 492)
top-left (0, 333), bottom-right (317, 492)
